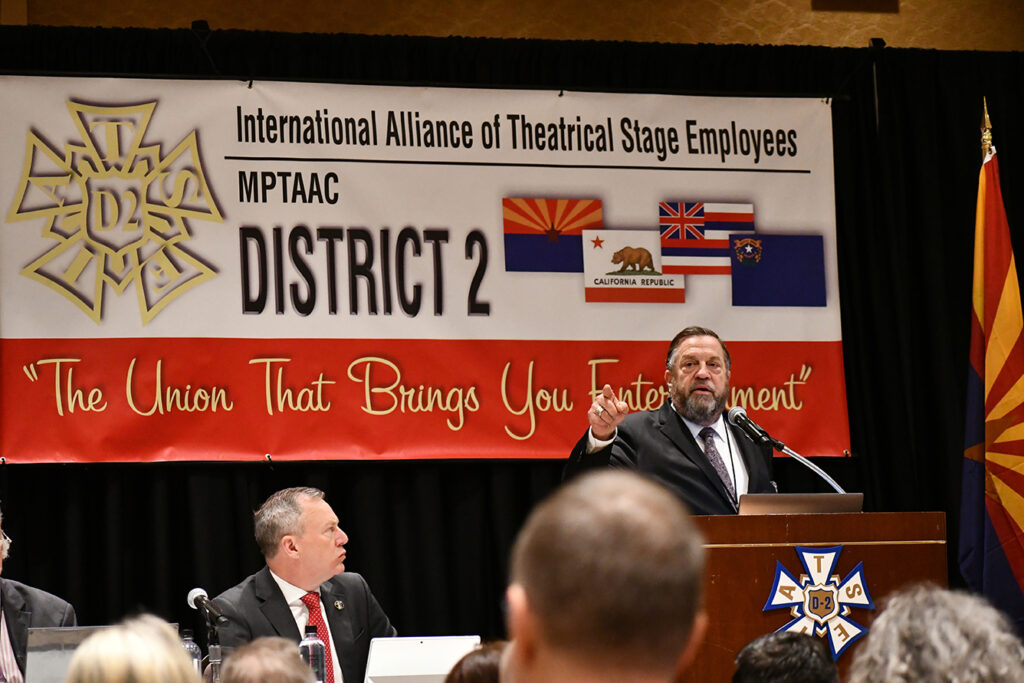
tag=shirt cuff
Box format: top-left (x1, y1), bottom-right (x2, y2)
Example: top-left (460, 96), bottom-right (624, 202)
top-left (586, 427), bottom-right (616, 453)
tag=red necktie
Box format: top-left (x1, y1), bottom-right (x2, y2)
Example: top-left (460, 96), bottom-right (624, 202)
top-left (301, 591), bottom-right (336, 683)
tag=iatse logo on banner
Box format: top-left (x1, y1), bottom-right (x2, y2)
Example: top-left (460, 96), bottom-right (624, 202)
top-left (6, 100), bottom-right (223, 324)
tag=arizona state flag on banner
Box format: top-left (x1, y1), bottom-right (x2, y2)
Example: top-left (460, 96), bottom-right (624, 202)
top-left (960, 145), bottom-right (1024, 632)
top-left (503, 197), bottom-right (603, 272)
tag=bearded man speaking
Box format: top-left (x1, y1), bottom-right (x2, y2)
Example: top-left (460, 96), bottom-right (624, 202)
top-left (565, 326), bottom-right (775, 515)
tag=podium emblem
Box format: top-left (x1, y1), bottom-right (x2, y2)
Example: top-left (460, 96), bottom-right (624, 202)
top-left (762, 545), bottom-right (875, 660)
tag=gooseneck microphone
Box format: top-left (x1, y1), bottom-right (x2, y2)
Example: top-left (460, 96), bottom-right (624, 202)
top-left (727, 406), bottom-right (784, 449)
top-left (727, 406), bottom-right (846, 494)
top-left (187, 587), bottom-right (228, 625)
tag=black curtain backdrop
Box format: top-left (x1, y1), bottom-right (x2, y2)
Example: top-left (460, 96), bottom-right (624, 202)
top-left (0, 25), bottom-right (1022, 642)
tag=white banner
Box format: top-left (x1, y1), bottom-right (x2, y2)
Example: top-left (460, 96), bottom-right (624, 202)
top-left (0, 76), bottom-right (847, 462)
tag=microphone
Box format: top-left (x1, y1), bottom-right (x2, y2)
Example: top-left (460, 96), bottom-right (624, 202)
top-left (187, 587), bottom-right (227, 625)
top-left (727, 406), bottom-right (784, 450)
top-left (727, 406), bottom-right (846, 494)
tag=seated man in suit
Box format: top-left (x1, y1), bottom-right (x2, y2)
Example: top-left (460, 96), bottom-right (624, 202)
top-left (566, 325), bottom-right (775, 514)
top-left (501, 470), bottom-right (707, 683)
top-left (0, 509), bottom-right (77, 683)
top-left (214, 487), bottom-right (396, 683)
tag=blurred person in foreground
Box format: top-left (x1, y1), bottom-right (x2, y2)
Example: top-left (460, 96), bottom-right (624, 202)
top-left (221, 636), bottom-right (314, 683)
top-left (502, 470), bottom-right (707, 683)
top-left (731, 631), bottom-right (838, 683)
top-left (847, 583), bottom-right (1024, 682)
top-left (445, 640), bottom-right (506, 683)
top-left (64, 614), bottom-right (199, 683)
top-left (0, 508), bottom-right (76, 683)
top-left (214, 487), bottom-right (395, 683)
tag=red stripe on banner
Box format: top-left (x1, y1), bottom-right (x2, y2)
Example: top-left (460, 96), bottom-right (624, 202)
top-left (0, 338), bottom-right (848, 463)
top-left (677, 239), bottom-right (730, 249)
top-left (704, 212), bottom-right (753, 222)
top-left (584, 288), bottom-right (686, 303)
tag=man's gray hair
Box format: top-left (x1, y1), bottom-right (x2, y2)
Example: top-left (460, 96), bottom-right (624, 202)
top-left (222, 637), bottom-right (315, 683)
top-left (666, 326), bottom-right (731, 371)
top-left (847, 583), bottom-right (1024, 683)
top-left (254, 487), bottom-right (325, 558)
top-left (510, 470), bottom-right (705, 672)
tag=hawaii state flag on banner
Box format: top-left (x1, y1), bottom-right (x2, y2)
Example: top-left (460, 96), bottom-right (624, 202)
top-left (959, 144), bottom-right (1024, 632)
top-left (503, 197), bottom-right (603, 272)
top-left (659, 201), bottom-right (755, 275)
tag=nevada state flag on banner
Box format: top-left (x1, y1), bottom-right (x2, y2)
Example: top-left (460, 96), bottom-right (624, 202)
top-left (729, 234), bottom-right (826, 306)
top-left (503, 197), bottom-right (603, 272)
top-left (582, 229), bottom-right (685, 303)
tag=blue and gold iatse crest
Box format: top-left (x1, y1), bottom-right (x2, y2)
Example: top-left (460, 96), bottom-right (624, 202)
top-left (763, 545), bottom-right (875, 660)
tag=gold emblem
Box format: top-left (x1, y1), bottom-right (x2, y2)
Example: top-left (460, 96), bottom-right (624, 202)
top-left (6, 101), bottom-right (223, 324)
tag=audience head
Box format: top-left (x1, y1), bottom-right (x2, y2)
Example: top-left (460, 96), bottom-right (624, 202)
top-left (255, 486), bottom-right (349, 591)
top-left (445, 640), bottom-right (506, 683)
top-left (732, 631), bottom-right (838, 683)
top-left (65, 614), bottom-right (200, 683)
top-left (222, 636), bottom-right (315, 683)
top-left (503, 470), bottom-right (707, 682)
top-left (847, 583), bottom-right (1024, 683)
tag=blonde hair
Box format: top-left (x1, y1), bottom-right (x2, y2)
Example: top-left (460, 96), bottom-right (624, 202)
top-left (65, 614), bottom-right (201, 683)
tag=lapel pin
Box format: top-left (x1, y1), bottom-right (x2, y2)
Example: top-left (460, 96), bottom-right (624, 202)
top-left (334, 600), bottom-right (344, 610)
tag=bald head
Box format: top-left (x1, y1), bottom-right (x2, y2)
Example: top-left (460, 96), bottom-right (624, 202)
top-left (508, 470), bottom-right (706, 675)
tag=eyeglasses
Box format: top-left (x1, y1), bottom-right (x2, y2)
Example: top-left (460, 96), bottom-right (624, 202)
top-left (1, 532), bottom-right (12, 553)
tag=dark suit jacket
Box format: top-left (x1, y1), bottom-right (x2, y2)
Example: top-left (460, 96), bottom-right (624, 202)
top-left (0, 578), bottom-right (77, 677)
top-left (213, 566), bottom-right (396, 683)
top-left (565, 401), bottom-right (775, 515)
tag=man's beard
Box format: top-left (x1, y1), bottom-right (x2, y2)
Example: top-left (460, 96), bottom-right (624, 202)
top-left (672, 382), bottom-right (728, 426)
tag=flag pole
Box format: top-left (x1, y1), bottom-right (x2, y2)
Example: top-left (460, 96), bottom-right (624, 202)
top-left (982, 97), bottom-right (993, 159)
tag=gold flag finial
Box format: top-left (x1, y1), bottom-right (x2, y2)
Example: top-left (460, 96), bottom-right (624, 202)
top-left (982, 97), bottom-right (993, 158)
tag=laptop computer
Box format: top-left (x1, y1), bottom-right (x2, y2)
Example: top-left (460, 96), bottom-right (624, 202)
top-left (26, 625), bottom-right (112, 683)
top-left (738, 492), bottom-right (863, 515)
top-left (363, 635), bottom-right (481, 683)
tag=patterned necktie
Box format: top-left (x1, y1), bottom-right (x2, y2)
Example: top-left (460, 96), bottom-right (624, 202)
top-left (301, 591), bottom-right (336, 683)
top-left (699, 426), bottom-right (736, 505)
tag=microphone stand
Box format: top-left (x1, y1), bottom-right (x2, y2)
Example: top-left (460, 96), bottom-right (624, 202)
top-left (773, 441), bottom-right (846, 494)
top-left (204, 612), bottom-right (223, 683)
top-left (728, 407), bottom-right (846, 494)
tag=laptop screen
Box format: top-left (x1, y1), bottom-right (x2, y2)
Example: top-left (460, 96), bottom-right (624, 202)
top-left (26, 626), bottom-right (112, 683)
top-left (363, 635), bottom-right (481, 683)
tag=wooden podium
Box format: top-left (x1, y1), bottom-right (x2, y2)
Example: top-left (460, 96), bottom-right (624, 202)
top-left (685, 512), bottom-right (947, 681)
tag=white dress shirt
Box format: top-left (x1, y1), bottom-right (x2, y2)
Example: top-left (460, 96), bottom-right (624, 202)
top-left (0, 601), bottom-right (23, 683)
top-left (269, 569), bottom-right (344, 683)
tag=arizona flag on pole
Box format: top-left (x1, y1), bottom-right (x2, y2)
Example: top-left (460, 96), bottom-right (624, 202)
top-left (960, 142), bottom-right (1024, 632)
top-left (503, 198), bottom-right (603, 272)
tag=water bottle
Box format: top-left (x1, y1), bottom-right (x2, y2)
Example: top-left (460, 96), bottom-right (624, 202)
top-left (180, 628), bottom-right (203, 675)
top-left (299, 624), bottom-right (327, 683)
